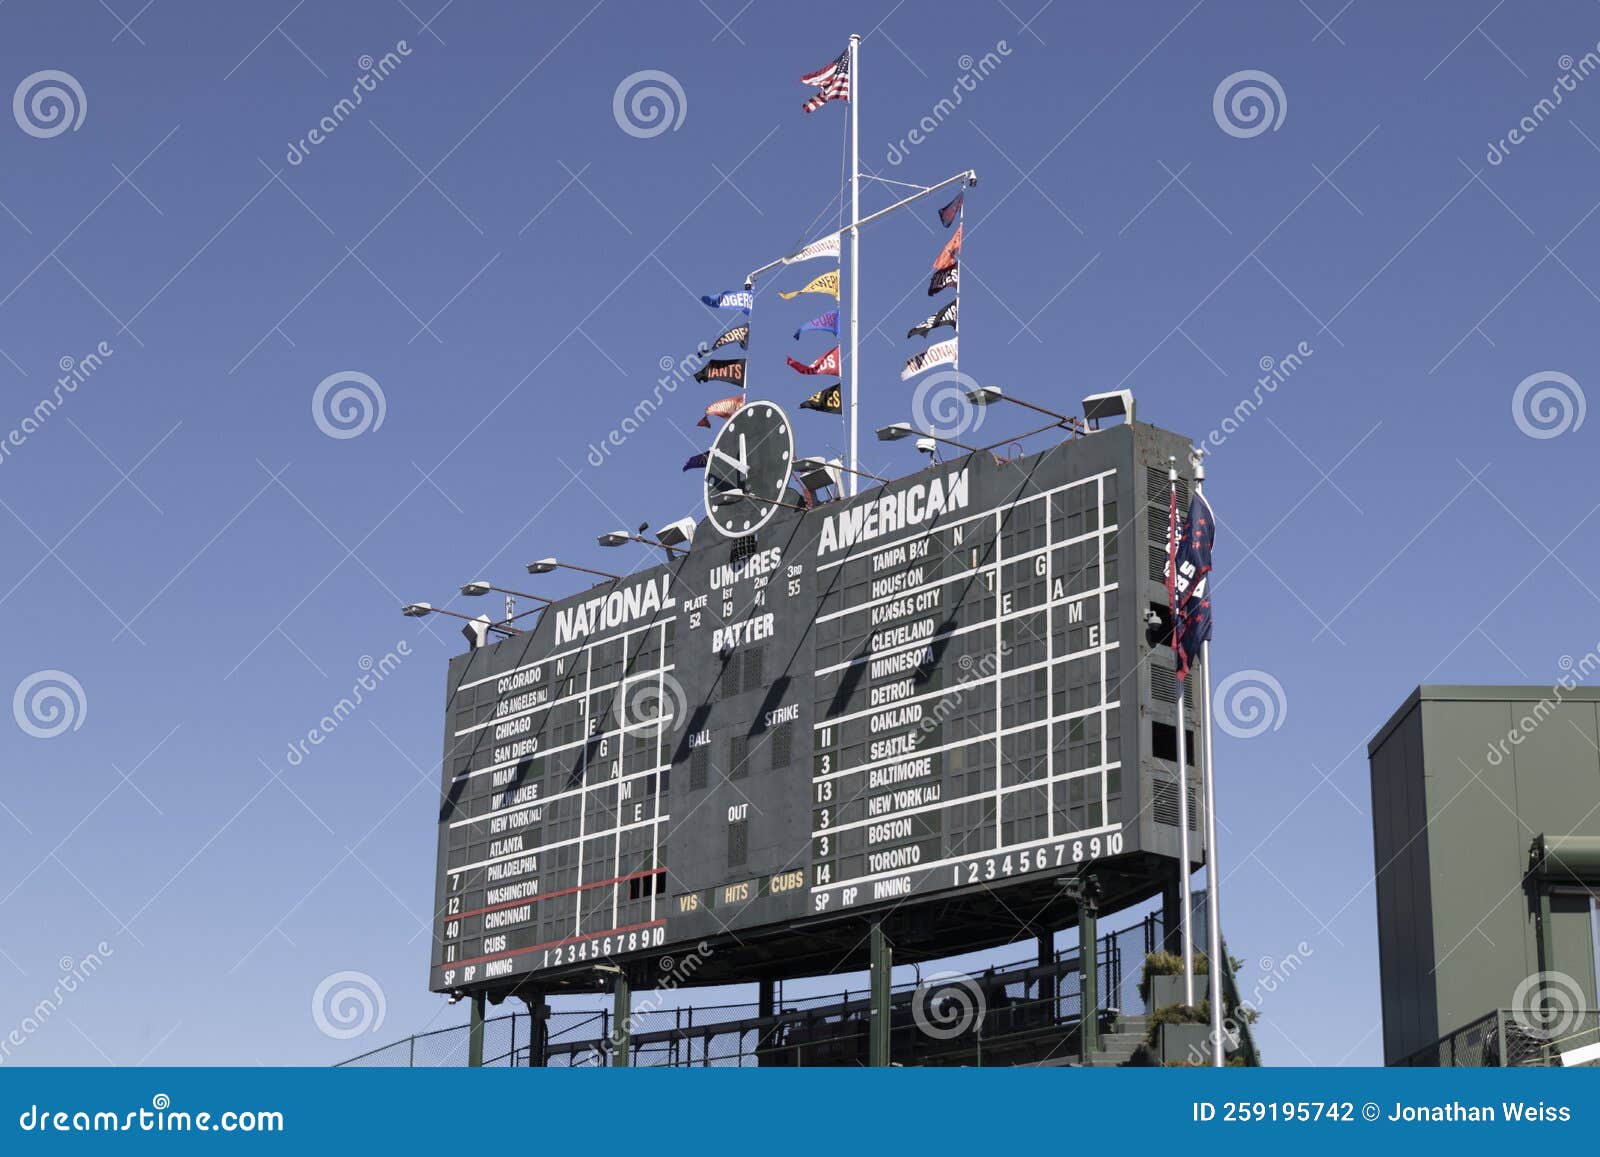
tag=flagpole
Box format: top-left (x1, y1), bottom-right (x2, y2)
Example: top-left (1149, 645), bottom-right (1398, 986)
top-left (847, 32), bottom-right (861, 497)
top-left (1170, 458), bottom-right (1196, 1008)
top-left (1194, 449), bottom-right (1225, 1066)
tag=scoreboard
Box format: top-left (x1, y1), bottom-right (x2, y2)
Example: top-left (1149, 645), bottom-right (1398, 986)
top-left (430, 419), bottom-right (1208, 995)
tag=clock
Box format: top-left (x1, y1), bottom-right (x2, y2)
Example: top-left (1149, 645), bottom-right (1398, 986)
top-left (702, 402), bottom-right (794, 537)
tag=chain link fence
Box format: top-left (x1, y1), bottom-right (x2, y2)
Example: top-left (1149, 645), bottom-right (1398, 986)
top-left (1396, 1010), bottom-right (1600, 1067)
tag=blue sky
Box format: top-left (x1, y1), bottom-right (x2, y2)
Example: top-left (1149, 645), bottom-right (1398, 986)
top-left (1, 0), bottom-right (1598, 1066)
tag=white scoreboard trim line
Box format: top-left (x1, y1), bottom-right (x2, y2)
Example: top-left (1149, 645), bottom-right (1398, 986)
top-left (815, 467), bottom-right (1118, 573)
top-left (808, 820), bottom-right (1126, 893)
top-left (808, 716), bottom-right (1123, 785)
top-left (448, 758), bottom-right (674, 829)
top-left (456, 616), bottom-right (678, 693)
top-left (453, 662), bottom-right (679, 737)
top-left (446, 801), bottom-right (672, 875)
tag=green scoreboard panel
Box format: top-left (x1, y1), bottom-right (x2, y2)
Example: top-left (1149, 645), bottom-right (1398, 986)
top-left (430, 420), bottom-right (1206, 995)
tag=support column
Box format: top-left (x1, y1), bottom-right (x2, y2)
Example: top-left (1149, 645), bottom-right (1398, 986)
top-left (611, 969), bottom-right (631, 1068)
top-left (521, 992), bottom-right (547, 1068)
top-left (757, 977), bottom-right (776, 1065)
top-left (1078, 880), bottom-right (1100, 1062)
top-left (1161, 872), bottom-right (1182, 954)
top-left (869, 921), bottom-right (892, 1067)
top-left (1037, 931), bottom-right (1056, 1016)
top-left (468, 992), bottom-right (485, 1068)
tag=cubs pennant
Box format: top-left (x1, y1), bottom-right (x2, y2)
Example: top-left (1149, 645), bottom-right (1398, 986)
top-left (933, 224), bottom-right (962, 272)
top-left (787, 346), bottom-right (840, 376)
top-left (697, 393), bottom-right (744, 427)
top-left (698, 324), bottom-right (749, 356)
top-left (694, 358), bottom-right (747, 386)
top-left (900, 339), bottom-right (958, 380)
top-left (794, 308), bottom-right (839, 340)
top-left (782, 234), bottom-right (840, 264)
top-left (907, 299), bottom-right (958, 339)
top-left (801, 47), bottom-right (850, 113)
top-left (701, 289), bottom-right (754, 313)
top-left (778, 269), bottom-right (839, 300)
top-left (799, 382), bottom-right (842, 414)
top-left (929, 263), bottom-right (959, 296)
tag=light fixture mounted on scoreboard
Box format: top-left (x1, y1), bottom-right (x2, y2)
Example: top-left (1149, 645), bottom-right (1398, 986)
top-left (702, 401), bottom-right (794, 537)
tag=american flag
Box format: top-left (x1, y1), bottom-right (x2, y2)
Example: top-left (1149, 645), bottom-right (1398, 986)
top-left (801, 47), bottom-right (850, 113)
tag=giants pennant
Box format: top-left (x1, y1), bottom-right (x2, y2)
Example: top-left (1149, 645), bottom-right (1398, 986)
top-left (787, 346), bottom-right (840, 376)
top-left (694, 358), bottom-right (747, 386)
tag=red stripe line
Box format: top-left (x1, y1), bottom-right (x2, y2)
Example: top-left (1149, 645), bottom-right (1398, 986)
top-left (453, 868), bottom-right (666, 920)
top-left (447, 919), bottom-right (666, 969)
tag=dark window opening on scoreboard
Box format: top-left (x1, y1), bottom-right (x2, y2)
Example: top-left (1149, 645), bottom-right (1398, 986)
top-left (729, 734), bottom-right (750, 780)
top-left (628, 871), bottom-right (667, 900)
top-left (728, 820), bottom-right (748, 867)
top-left (1150, 721), bottom-right (1195, 767)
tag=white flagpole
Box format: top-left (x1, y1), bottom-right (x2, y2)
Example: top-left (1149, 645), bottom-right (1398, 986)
top-left (1195, 450), bottom-right (1225, 1066)
top-left (847, 32), bottom-right (861, 497)
top-left (1170, 458), bottom-right (1195, 1008)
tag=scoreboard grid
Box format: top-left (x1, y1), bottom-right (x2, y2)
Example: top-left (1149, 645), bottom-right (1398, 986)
top-left (430, 420), bottom-right (1208, 995)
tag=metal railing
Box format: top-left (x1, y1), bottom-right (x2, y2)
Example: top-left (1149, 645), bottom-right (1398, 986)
top-left (339, 912), bottom-right (1167, 1067)
top-left (1394, 1010), bottom-right (1600, 1067)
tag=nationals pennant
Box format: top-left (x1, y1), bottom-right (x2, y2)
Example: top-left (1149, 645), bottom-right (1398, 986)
top-left (801, 47), bottom-right (850, 113)
top-left (900, 339), bottom-right (958, 381)
top-left (929, 263), bottom-right (959, 296)
top-left (683, 452), bottom-right (709, 472)
top-left (800, 383), bottom-right (842, 414)
top-left (779, 269), bottom-right (840, 300)
top-left (783, 234), bottom-right (840, 264)
top-left (794, 307), bottom-right (839, 340)
top-left (697, 393), bottom-right (744, 427)
top-left (938, 191), bottom-right (964, 228)
top-left (907, 299), bottom-right (958, 339)
top-left (787, 346), bottom-right (841, 376)
top-left (698, 324), bottom-right (749, 356)
top-left (701, 289), bottom-right (754, 313)
top-left (933, 224), bottom-right (963, 272)
top-left (694, 358), bottom-right (747, 386)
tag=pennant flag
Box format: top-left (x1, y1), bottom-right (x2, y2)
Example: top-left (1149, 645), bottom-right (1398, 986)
top-left (694, 358), bottom-right (747, 387)
top-left (907, 299), bottom-right (958, 339)
top-left (787, 346), bottom-right (841, 376)
top-left (938, 191), bottom-right (964, 228)
top-left (1169, 488), bottom-right (1215, 682)
top-left (900, 338), bottom-right (958, 381)
top-left (929, 263), bottom-right (959, 296)
top-left (779, 269), bottom-right (840, 300)
top-left (698, 393), bottom-right (744, 427)
top-left (683, 452), bottom-right (709, 472)
top-left (701, 289), bottom-right (754, 313)
top-left (933, 224), bottom-right (963, 272)
top-left (698, 324), bottom-right (749, 356)
top-left (794, 307), bottom-right (839, 340)
top-left (799, 383), bottom-right (842, 414)
top-left (783, 235), bottom-right (840, 264)
top-left (801, 47), bottom-right (850, 113)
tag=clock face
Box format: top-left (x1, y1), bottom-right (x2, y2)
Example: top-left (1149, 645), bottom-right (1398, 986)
top-left (702, 402), bottom-right (794, 537)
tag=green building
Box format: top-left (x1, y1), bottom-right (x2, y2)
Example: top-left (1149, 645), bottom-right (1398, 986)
top-left (1368, 685), bottom-right (1600, 1066)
